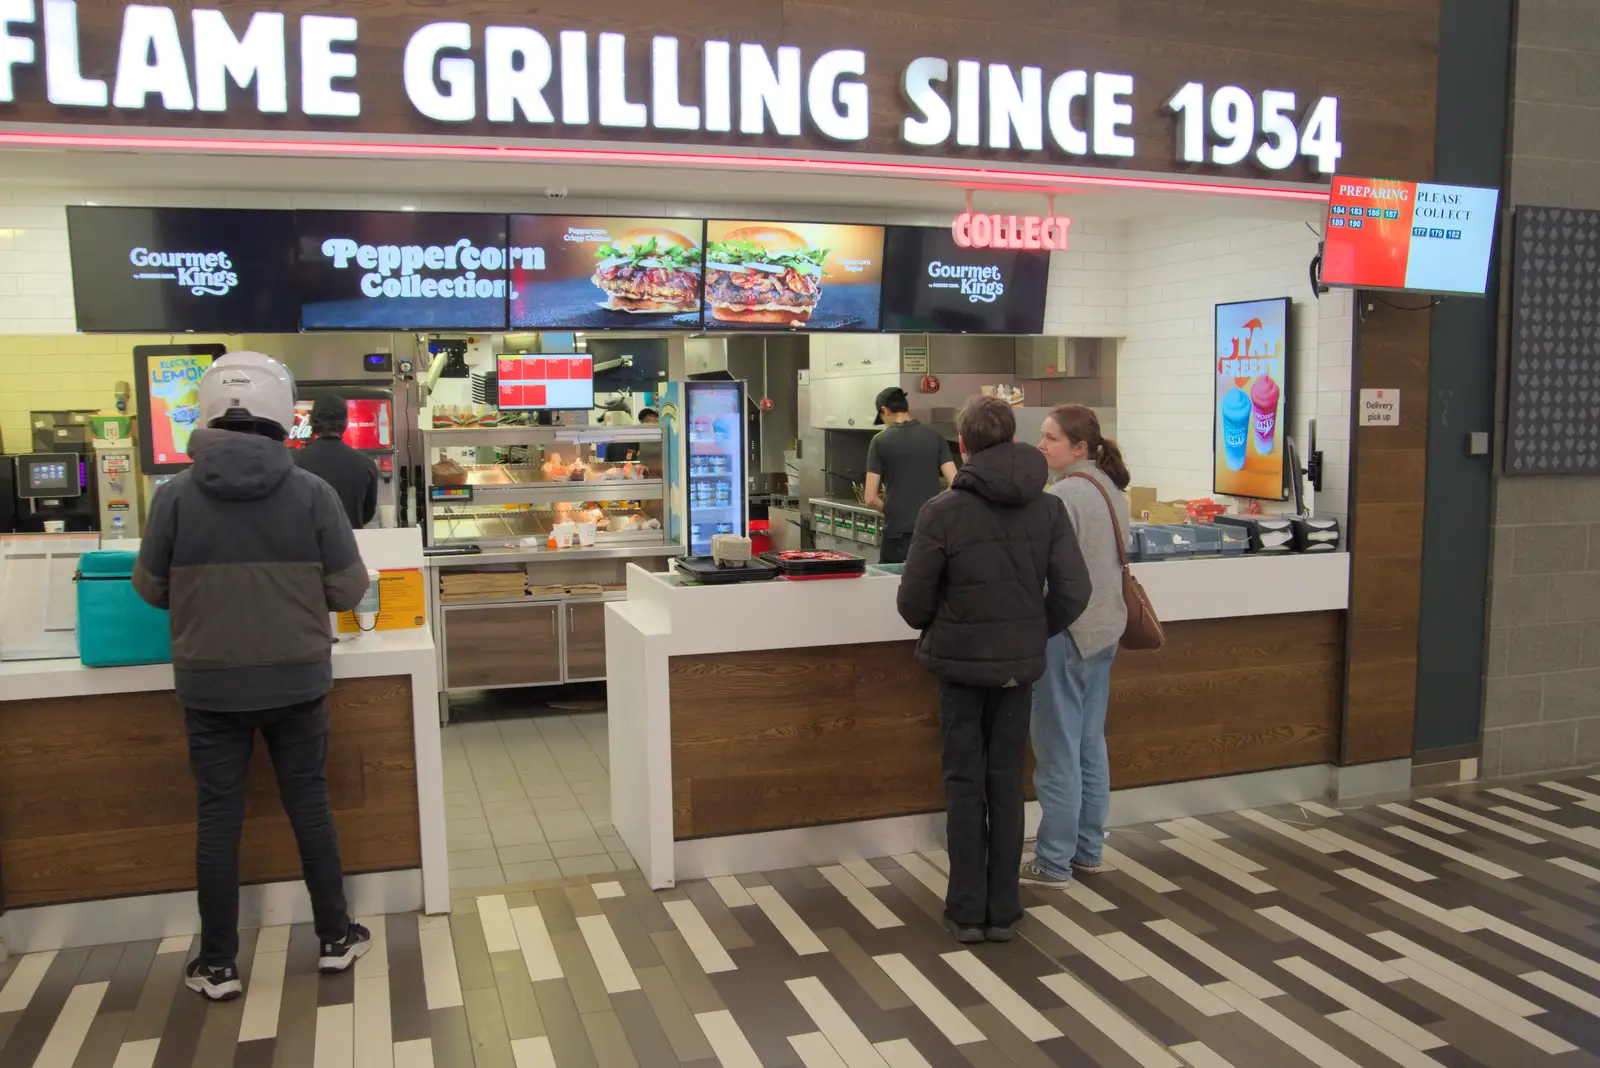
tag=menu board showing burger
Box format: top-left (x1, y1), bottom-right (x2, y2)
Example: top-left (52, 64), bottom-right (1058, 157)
top-left (702, 221), bottom-right (884, 331)
top-left (509, 215), bottom-right (703, 330)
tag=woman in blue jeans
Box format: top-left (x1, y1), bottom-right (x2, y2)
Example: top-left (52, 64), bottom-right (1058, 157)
top-left (1022, 404), bottom-right (1131, 887)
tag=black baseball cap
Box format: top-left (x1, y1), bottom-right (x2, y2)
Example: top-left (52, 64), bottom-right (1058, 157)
top-left (873, 386), bottom-right (909, 425)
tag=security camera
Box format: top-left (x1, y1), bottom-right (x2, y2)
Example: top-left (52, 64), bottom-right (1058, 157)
top-left (545, 187), bottom-right (568, 199)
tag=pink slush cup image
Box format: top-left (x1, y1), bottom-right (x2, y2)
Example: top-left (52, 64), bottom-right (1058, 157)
top-left (1250, 374), bottom-right (1279, 455)
top-left (1221, 387), bottom-right (1250, 471)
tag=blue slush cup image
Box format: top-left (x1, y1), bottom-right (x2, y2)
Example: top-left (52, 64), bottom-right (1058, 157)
top-left (1221, 387), bottom-right (1250, 471)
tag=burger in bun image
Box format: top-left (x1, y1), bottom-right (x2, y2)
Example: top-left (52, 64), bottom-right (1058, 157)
top-left (705, 225), bottom-right (830, 325)
top-left (592, 227), bottom-right (703, 314)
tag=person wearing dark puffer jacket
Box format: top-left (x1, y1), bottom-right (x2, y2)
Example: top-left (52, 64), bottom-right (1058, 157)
top-left (896, 394), bottom-right (1091, 943)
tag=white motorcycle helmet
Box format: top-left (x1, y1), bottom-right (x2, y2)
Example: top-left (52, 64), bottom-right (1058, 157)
top-left (197, 351), bottom-right (295, 437)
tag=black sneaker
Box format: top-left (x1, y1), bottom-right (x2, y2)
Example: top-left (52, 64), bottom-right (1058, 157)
top-left (318, 922), bottom-right (372, 974)
top-left (985, 922), bottom-right (1018, 943)
top-left (944, 918), bottom-right (985, 944)
top-left (185, 959), bottom-right (243, 1001)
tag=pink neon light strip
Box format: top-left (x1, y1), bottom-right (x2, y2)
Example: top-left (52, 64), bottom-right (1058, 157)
top-left (0, 127), bottom-right (1330, 203)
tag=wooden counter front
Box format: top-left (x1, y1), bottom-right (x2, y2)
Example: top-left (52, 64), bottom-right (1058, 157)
top-left (0, 675), bottom-right (421, 910)
top-left (669, 612), bottom-right (1343, 840)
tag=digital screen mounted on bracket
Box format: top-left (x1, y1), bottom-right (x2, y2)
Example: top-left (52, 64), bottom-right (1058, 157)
top-left (508, 215), bottom-right (704, 330)
top-left (295, 211), bottom-right (512, 330)
top-left (879, 225), bottom-right (1049, 333)
top-left (1320, 176), bottom-right (1500, 295)
top-left (702, 220), bottom-right (884, 331)
top-left (67, 207), bottom-right (299, 332)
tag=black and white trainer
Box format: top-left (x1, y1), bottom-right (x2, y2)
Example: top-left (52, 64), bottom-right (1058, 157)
top-left (185, 959), bottom-right (243, 1001)
top-left (318, 921), bottom-right (373, 973)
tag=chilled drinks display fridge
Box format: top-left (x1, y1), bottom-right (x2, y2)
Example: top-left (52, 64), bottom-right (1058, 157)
top-left (663, 380), bottom-right (748, 556)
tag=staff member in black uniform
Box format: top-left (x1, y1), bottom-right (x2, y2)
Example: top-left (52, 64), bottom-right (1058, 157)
top-left (294, 394), bottom-right (379, 528)
top-left (865, 387), bottom-right (956, 564)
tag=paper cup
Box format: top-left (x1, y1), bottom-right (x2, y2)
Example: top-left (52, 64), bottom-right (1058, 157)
top-left (43, 520), bottom-right (65, 533)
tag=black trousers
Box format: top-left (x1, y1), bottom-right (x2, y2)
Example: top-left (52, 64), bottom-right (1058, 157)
top-left (879, 534), bottom-right (913, 565)
top-left (937, 681), bottom-right (1031, 929)
top-left (185, 697), bottom-right (351, 965)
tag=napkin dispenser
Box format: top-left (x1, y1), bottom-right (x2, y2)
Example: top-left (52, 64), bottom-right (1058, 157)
top-left (1213, 514), bottom-right (1294, 554)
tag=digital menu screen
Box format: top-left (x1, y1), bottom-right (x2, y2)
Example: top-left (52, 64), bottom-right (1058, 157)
top-left (880, 226), bottom-right (1049, 333)
top-left (296, 211), bottom-right (511, 330)
top-left (498, 354), bottom-right (595, 411)
top-left (133, 344), bottom-right (225, 474)
top-left (1321, 176), bottom-right (1500, 295)
top-left (287, 396), bottom-right (394, 451)
top-left (703, 221), bottom-right (883, 331)
top-left (1213, 299), bottom-right (1289, 501)
top-left (67, 207), bottom-right (299, 332)
top-left (509, 215), bottom-right (704, 330)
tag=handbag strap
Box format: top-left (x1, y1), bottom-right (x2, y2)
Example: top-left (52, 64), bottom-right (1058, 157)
top-left (1065, 472), bottom-right (1128, 569)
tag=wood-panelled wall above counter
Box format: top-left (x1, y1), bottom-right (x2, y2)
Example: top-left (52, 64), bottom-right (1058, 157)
top-left (668, 613), bottom-right (1343, 840)
top-left (0, 676), bottom-right (421, 911)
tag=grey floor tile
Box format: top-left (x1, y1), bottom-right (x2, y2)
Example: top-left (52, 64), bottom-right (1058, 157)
top-left (447, 816), bottom-right (490, 837)
top-left (451, 865), bottom-right (507, 889)
top-left (550, 836), bottom-right (605, 859)
top-left (539, 810), bottom-right (599, 842)
top-left (449, 848), bottom-right (500, 870)
top-left (558, 855), bottom-right (617, 878)
top-left (502, 860), bottom-right (564, 884)
top-left (449, 830), bottom-right (495, 852)
top-left (483, 799), bottom-right (535, 820)
top-left (497, 842), bottom-right (555, 864)
top-left (489, 822), bottom-right (548, 848)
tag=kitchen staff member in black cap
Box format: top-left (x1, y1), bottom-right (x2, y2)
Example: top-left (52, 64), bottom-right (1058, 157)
top-left (865, 386), bottom-right (956, 564)
top-left (294, 394), bottom-right (379, 528)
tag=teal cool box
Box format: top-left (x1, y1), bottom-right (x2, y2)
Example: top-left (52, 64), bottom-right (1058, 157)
top-left (75, 550), bottom-right (172, 667)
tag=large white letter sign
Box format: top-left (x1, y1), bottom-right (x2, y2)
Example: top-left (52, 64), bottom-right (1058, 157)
top-left (192, 9), bottom-right (286, 113)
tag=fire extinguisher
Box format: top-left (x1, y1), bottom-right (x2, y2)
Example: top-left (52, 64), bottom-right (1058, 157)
top-left (920, 373), bottom-right (941, 394)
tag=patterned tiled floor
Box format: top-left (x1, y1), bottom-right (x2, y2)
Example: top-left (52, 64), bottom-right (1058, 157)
top-left (8, 771), bottom-right (1600, 1066)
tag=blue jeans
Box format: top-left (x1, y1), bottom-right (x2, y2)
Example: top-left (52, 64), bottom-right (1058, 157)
top-left (1031, 632), bottom-right (1116, 878)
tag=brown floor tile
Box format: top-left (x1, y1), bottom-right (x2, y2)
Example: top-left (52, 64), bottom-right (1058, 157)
top-left (269, 974), bottom-right (318, 1068)
top-left (124, 949), bottom-right (186, 1044)
top-left (814, 928), bottom-right (913, 1013)
top-left (531, 979), bottom-right (597, 1068)
top-left (232, 1038), bottom-right (275, 1068)
top-left (550, 930), bottom-right (610, 1015)
top-left (489, 950), bottom-right (544, 1041)
top-left (0, 946), bottom-right (90, 1068)
top-left (960, 1004), bottom-right (1059, 1068)
top-left (647, 932), bottom-right (725, 1015)
top-left (636, 966), bottom-right (715, 1064)
top-left (463, 985), bottom-right (516, 1068)
top-left (604, 994), bottom-right (673, 1068)
top-left (681, 881), bottom-right (754, 951)
top-left (77, 943), bottom-right (126, 985)
top-left (99, 941), bottom-right (159, 1015)
top-left (386, 912), bottom-right (433, 1046)
top-left (427, 1005), bottom-right (474, 1068)
top-left (449, 912), bottom-right (496, 993)
top-left (602, 896), bottom-right (666, 973)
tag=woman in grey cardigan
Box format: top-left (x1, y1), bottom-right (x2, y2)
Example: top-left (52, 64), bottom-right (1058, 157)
top-left (1021, 404), bottom-right (1131, 887)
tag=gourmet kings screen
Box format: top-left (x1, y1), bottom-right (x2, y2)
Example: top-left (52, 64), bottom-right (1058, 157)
top-left (509, 216), bottom-right (704, 330)
top-left (702, 221), bottom-right (884, 331)
top-left (1213, 298), bottom-right (1289, 501)
top-left (1321, 177), bottom-right (1499, 295)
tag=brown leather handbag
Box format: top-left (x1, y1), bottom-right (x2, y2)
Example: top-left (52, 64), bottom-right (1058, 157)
top-left (1068, 474), bottom-right (1165, 651)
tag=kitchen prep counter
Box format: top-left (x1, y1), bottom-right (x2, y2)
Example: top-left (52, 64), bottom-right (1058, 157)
top-left (0, 528), bottom-right (446, 954)
top-left (607, 552), bottom-right (1350, 888)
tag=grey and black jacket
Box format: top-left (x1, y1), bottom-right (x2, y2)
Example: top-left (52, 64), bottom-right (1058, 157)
top-left (134, 427), bottom-right (369, 712)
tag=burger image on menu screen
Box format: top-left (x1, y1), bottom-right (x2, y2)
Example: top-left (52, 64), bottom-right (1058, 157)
top-left (591, 227), bottom-right (703, 314)
top-left (705, 225), bottom-right (829, 324)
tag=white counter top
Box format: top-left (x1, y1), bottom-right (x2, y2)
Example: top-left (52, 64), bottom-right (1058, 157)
top-left (0, 628), bottom-right (436, 703)
top-left (613, 551), bottom-right (1350, 658)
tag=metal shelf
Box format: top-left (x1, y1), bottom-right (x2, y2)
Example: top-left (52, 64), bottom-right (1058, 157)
top-left (425, 544), bottom-right (685, 567)
top-left (423, 425), bottom-right (664, 446)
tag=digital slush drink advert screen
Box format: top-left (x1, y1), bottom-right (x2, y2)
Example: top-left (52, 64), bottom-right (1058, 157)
top-left (1320, 177), bottom-right (1499, 295)
top-left (1214, 298), bottom-right (1289, 501)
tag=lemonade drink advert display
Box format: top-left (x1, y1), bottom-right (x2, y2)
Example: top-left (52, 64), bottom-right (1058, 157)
top-left (147, 353), bottom-right (214, 464)
top-left (1213, 298), bottom-right (1288, 500)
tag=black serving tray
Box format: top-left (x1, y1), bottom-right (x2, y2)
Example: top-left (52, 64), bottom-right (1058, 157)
top-left (674, 556), bottom-right (779, 585)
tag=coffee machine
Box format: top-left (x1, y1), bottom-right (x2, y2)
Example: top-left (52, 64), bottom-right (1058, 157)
top-left (1, 410), bottom-right (102, 533)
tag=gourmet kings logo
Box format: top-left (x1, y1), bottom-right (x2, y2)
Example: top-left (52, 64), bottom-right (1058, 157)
top-left (130, 247), bottom-right (238, 296)
top-left (927, 260), bottom-right (1005, 303)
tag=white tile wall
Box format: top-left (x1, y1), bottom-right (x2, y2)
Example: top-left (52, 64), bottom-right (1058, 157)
top-left (1111, 216), bottom-right (1351, 520)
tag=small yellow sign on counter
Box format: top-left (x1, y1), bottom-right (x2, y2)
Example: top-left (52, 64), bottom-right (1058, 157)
top-left (337, 568), bottom-right (426, 634)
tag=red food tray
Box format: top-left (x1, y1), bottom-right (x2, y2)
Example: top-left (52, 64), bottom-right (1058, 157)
top-left (780, 571), bottom-right (865, 581)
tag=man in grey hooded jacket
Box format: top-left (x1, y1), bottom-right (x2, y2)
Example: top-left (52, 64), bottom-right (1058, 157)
top-left (135, 351), bottom-right (373, 1001)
